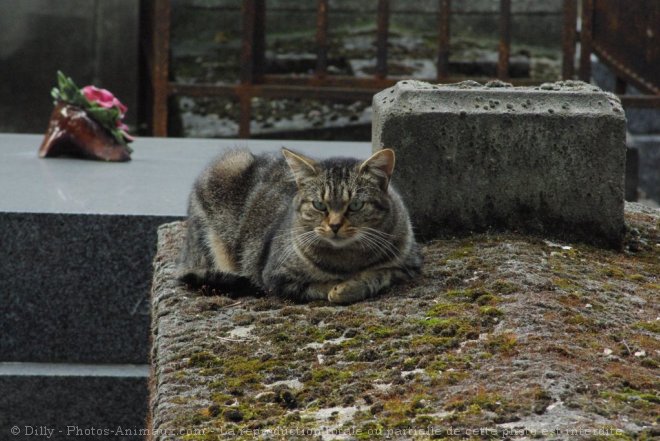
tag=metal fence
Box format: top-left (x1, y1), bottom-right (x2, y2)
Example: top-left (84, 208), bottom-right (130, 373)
top-left (141, 0), bottom-right (660, 138)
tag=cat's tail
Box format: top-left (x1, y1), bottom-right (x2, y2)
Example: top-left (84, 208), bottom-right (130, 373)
top-left (175, 219), bottom-right (256, 297)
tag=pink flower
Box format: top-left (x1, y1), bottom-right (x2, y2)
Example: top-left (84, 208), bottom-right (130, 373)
top-left (116, 121), bottom-right (135, 142)
top-left (81, 84), bottom-right (133, 143)
top-left (82, 86), bottom-right (128, 115)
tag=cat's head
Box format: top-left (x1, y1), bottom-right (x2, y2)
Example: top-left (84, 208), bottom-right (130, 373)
top-left (282, 148), bottom-right (396, 247)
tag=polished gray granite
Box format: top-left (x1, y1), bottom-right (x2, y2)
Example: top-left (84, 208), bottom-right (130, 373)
top-left (0, 134), bottom-right (370, 439)
top-left (0, 134), bottom-right (371, 364)
top-left (0, 134), bottom-right (371, 216)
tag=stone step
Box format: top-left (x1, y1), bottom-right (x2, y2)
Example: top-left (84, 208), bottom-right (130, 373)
top-left (0, 362), bottom-right (148, 441)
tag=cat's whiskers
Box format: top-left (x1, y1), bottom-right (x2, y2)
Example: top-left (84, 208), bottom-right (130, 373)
top-left (286, 231), bottom-right (322, 265)
top-left (358, 234), bottom-right (402, 271)
top-left (297, 231), bottom-right (319, 251)
top-left (369, 230), bottom-right (417, 278)
top-left (271, 226), bottom-right (306, 242)
top-left (301, 234), bottom-right (321, 254)
top-left (317, 228), bottom-right (363, 248)
top-left (362, 226), bottom-right (395, 238)
top-left (361, 229), bottom-right (400, 255)
top-left (273, 230), bottom-right (316, 270)
top-left (272, 244), bottom-right (295, 271)
top-left (359, 229), bottom-right (404, 263)
top-left (359, 231), bottom-right (416, 278)
top-left (377, 239), bottom-right (410, 274)
top-left (356, 231), bottom-right (388, 256)
top-left (270, 228), bottom-right (304, 267)
top-left (295, 230), bottom-right (321, 254)
top-left (359, 233), bottom-right (396, 261)
top-left (357, 234), bottom-right (379, 256)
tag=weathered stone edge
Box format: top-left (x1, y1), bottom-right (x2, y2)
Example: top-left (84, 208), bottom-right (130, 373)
top-left (149, 221), bottom-right (187, 441)
top-left (373, 79), bottom-right (625, 117)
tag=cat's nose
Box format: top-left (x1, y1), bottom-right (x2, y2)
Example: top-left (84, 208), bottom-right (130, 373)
top-left (329, 223), bottom-right (341, 234)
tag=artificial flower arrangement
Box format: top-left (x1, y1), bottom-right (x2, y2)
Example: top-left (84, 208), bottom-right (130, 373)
top-left (39, 71), bottom-right (134, 162)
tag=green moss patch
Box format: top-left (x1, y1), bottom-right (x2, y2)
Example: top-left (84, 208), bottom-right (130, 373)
top-left (151, 206), bottom-right (660, 439)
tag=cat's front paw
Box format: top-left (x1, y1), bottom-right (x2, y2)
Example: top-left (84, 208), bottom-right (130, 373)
top-left (328, 281), bottom-right (368, 305)
top-left (305, 282), bottom-right (339, 300)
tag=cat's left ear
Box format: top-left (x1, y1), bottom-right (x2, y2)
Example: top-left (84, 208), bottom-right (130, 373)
top-left (359, 148), bottom-right (395, 191)
top-left (282, 148), bottom-right (319, 187)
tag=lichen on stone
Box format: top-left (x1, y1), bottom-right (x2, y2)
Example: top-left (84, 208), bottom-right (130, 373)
top-left (150, 203), bottom-right (659, 440)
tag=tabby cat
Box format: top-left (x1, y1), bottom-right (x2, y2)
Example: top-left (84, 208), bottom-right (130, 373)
top-left (177, 147), bottom-right (421, 304)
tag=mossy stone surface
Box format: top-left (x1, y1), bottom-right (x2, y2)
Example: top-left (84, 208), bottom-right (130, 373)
top-left (150, 203), bottom-right (659, 440)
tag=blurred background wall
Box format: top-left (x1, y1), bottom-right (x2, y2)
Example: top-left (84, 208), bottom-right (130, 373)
top-left (0, 0), bottom-right (139, 133)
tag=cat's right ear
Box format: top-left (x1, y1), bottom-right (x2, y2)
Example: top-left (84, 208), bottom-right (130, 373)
top-left (282, 148), bottom-right (319, 187)
top-left (359, 148), bottom-right (395, 191)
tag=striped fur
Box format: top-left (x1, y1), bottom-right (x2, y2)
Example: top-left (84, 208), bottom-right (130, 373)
top-left (177, 147), bottom-right (422, 304)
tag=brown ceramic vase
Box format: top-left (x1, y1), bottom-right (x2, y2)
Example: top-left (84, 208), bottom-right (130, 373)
top-left (39, 103), bottom-right (131, 162)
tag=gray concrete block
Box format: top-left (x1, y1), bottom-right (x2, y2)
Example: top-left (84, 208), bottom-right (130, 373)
top-left (373, 80), bottom-right (627, 247)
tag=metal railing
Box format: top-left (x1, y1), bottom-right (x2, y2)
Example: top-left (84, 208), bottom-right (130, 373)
top-left (141, 0), bottom-right (660, 138)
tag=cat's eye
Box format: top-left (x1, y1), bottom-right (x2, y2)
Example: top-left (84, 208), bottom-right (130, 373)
top-left (312, 200), bottom-right (327, 211)
top-left (348, 200), bottom-right (364, 211)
